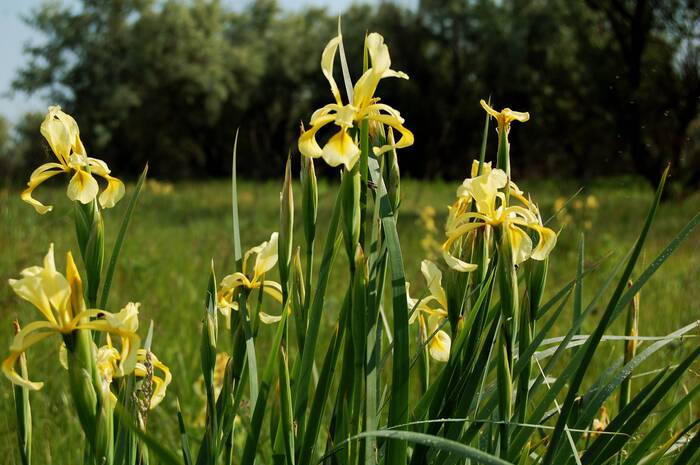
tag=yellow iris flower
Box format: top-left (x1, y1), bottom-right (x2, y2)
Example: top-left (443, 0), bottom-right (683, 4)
top-left (407, 260), bottom-right (452, 362)
top-left (298, 32), bottom-right (414, 169)
top-left (22, 106), bottom-right (125, 214)
top-left (2, 244), bottom-right (140, 390)
top-left (479, 99), bottom-right (530, 135)
top-left (443, 161), bottom-right (557, 270)
top-left (94, 336), bottom-right (172, 409)
top-left (217, 232), bottom-right (284, 325)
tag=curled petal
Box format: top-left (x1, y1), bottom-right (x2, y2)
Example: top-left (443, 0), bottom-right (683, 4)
top-left (529, 224), bottom-right (557, 261)
top-left (258, 312), bottom-right (283, 324)
top-left (261, 280), bottom-right (283, 303)
top-left (2, 322), bottom-right (57, 390)
top-left (21, 163), bottom-right (66, 214)
top-left (67, 169), bottom-right (99, 204)
top-left (299, 115), bottom-right (336, 159)
top-left (98, 175), bottom-right (125, 208)
top-left (370, 114), bottom-right (414, 156)
top-left (322, 129), bottom-right (361, 170)
top-left (507, 224), bottom-right (534, 265)
top-left (442, 249), bottom-right (478, 273)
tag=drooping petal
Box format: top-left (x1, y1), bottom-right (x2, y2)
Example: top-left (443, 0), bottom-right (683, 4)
top-left (298, 115), bottom-right (336, 159)
top-left (67, 169), bottom-right (99, 204)
top-left (442, 249), bottom-right (478, 273)
top-left (529, 224), bottom-right (558, 261)
top-left (98, 175), bottom-right (125, 208)
top-left (260, 280), bottom-right (283, 303)
top-left (507, 223), bottom-right (534, 265)
top-left (369, 114), bottom-right (415, 156)
top-left (428, 330), bottom-right (451, 362)
top-left (322, 128), bottom-right (361, 169)
top-left (2, 322), bottom-right (57, 390)
top-left (21, 163), bottom-right (67, 214)
top-left (258, 312), bottom-right (283, 324)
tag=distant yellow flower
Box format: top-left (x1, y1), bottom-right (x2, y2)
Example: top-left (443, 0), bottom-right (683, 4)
top-left (2, 245), bottom-right (140, 390)
top-left (480, 99), bottom-right (530, 135)
top-left (217, 232), bottom-right (283, 325)
top-left (22, 106), bottom-right (125, 214)
top-left (443, 161), bottom-right (557, 270)
top-left (298, 33), bottom-right (413, 169)
top-left (586, 195), bottom-right (599, 209)
top-left (407, 260), bottom-right (451, 362)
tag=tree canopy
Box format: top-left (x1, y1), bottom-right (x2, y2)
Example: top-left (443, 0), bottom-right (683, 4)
top-left (8, 0), bottom-right (700, 193)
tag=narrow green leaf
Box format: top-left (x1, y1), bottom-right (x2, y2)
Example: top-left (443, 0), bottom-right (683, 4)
top-left (542, 167), bottom-right (669, 465)
top-left (367, 149), bottom-right (410, 465)
top-left (623, 385), bottom-right (700, 465)
top-left (231, 129), bottom-right (242, 269)
top-left (99, 164), bottom-right (148, 309)
top-left (177, 399), bottom-right (194, 465)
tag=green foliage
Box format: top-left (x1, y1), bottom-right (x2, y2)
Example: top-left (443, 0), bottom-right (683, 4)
top-left (10, 0), bottom-right (700, 192)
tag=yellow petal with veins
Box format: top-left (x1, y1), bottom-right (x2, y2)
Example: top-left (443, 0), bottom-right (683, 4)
top-left (99, 175), bottom-right (125, 208)
top-left (322, 129), bottom-right (360, 169)
top-left (67, 169), bottom-right (99, 204)
top-left (299, 115), bottom-right (335, 159)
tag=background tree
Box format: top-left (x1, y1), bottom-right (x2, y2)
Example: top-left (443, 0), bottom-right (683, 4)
top-left (9, 0), bottom-right (700, 192)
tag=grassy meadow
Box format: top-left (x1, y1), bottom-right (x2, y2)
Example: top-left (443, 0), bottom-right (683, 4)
top-left (1, 176), bottom-right (699, 464)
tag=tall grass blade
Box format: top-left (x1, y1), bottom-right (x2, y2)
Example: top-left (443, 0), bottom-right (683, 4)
top-left (231, 129), bottom-right (242, 269)
top-left (326, 430), bottom-right (513, 465)
top-left (542, 167), bottom-right (669, 465)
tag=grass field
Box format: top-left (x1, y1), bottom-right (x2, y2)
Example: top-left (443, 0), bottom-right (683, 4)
top-left (1, 177), bottom-right (699, 464)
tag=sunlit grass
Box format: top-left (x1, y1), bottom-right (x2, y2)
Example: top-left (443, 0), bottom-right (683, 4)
top-left (1, 178), bottom-right (698, 464)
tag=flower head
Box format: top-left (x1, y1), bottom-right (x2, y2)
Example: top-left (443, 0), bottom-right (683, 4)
top-left (22, 106), bottom-right (125, 214)
top-left (443, 161), bottom-right (557, 271)
top-left (217, 232), bottom-right (284, 325)
top-left (2, 245), bottom-right (140, 390)
top-left (407, 260), bottom-right (451, 362)
top-left (298, 32), bottom-right (413, 169)
top-left (480, 99), bottom-right (530, 135)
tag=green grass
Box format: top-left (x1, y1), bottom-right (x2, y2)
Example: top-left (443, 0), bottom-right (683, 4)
top-left (1, 177), bottom-right (698, 464)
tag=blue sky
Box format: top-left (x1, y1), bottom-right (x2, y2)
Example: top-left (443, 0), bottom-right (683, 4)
top-left (1, 0), bottom-right (414, 123)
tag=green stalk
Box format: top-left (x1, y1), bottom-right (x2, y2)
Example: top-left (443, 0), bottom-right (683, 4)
top-left (619, 281), bottom-right (639, 412)
top-left (74, 199), bottom-right (104, 308)
top-left (12, 321), bottom-right (32, 465)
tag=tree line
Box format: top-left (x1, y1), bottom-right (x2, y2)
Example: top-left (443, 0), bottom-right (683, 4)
top-left (1, 0), bottom-right (699, 194)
